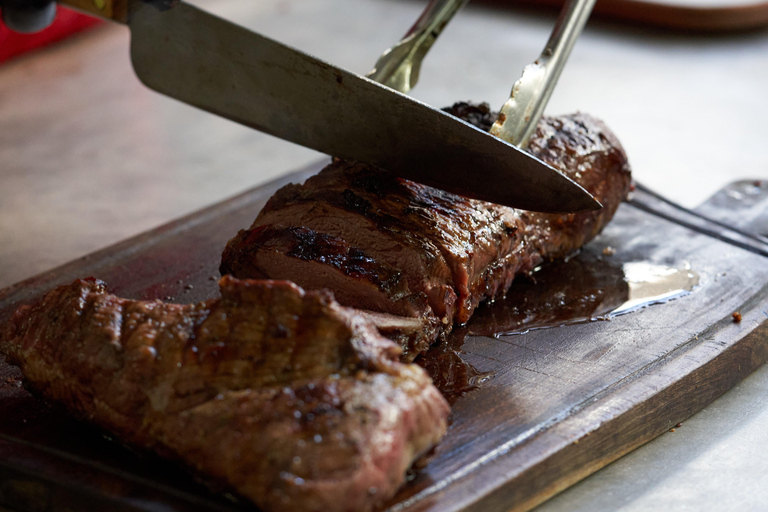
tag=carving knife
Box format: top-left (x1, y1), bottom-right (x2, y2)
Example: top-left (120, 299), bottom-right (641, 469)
top-left (54, 0), bottom-right (600, 213)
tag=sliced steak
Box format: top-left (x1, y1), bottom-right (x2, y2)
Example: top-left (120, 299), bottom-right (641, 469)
top-left (221, 225), bottom-right (426, 318)
top-left (221, 105), bottom-right (632, 359)
top-left (254, 171), bottom-right (458, 324)
top-left (0, 277), bottom-right (450, 512)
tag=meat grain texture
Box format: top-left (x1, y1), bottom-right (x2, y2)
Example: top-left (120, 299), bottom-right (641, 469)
top-left (221, 105), bottom-right (632, 360)
top-left (0, 277), bottom-right (450, 512)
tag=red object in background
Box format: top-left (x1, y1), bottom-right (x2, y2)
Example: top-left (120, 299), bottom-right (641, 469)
top-left (0, 6), bottom-right (102, 64)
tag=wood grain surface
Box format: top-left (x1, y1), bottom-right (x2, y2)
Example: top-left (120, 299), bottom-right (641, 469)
top-left (1, 166), bottom-right (767, 512)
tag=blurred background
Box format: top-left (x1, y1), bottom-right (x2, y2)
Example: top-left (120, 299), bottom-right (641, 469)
top-left (0, 0), bottom-right (766, 510)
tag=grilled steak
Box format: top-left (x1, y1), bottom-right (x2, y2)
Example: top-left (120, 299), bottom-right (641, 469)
top-left (0, 277), bottom-right (450, 512)
top-left (221, 106), bottom-right (632, 359)
top-left (222, 225), bottom-right (429, 319)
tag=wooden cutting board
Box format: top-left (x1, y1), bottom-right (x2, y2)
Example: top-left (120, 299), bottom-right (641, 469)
top-left (1, 166), bottom-right (767, 512)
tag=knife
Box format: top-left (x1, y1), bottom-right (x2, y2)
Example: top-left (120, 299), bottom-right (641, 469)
top-left (53, 0), bottom-right (600, 213)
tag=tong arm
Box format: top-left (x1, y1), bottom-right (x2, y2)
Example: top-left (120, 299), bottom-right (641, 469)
top-left (490, 0), bottom-right (596, 149)
top-left (367, 0), bottom-right (469, 93)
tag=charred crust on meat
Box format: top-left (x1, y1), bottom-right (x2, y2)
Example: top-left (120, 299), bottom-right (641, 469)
top-left (350, 173), bottom-right (400, 198)
top-left (222, 226), bottom-right (407, 297)
top-left (442, 101), bottom-right (495, 132)
top-left (342, 189), bottom-right (372, 215)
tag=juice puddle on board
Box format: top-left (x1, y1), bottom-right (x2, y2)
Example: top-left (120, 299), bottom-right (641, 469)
top-left (418, 251), bottom-right (699, 402)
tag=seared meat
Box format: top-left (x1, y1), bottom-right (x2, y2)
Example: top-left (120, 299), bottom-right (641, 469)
top-left (519, 113), bottom-right (632, 260)
top-left (222, 225), bottom-right (428, 318)
top-left (223, 160), bottom-right (524, 329)
top-left (0, 277), bottom-right (450, 512)
top-left (221, 106), bottom-right (632, 358)
top-left (244, 172), bottom-right (460, 325)
top-left (221, 225), bottom-right (440, 360)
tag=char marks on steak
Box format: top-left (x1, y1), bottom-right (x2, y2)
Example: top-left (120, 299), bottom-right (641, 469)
top-left (221, 105), bottom-right (632, 359)
top-left (222, 225), bottom-right (428, 319)
top-left (0, 277), bottom-right (450, 512)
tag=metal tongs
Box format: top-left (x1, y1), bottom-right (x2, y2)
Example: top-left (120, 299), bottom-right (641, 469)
top-left (367, 0), bottom-right (470, 93)
top-left (372, 0), bottom-right (597, 149)
top-left (491, 0), bottom-right (598, 148)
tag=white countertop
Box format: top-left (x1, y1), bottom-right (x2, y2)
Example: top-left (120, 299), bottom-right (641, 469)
top-left (1, 0), bottom-right (767, 509)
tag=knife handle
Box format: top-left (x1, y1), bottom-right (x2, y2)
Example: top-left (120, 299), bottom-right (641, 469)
top-left (56, 0), bottom-right (127, 22)
top-left (57, 0), bottom-right (177, 23)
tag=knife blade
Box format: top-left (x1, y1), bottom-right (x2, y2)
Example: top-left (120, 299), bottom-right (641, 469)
top-left (59, 0), bottom-right (600, 213)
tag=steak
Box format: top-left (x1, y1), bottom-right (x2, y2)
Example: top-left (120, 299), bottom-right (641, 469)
top-left (246, 175), bottom-right (460, 325)
top-left (222, 225), bottom-right (430, 319)
top-left (0, 276), bottom-right (450, 512)
top-left (221, 106), bottom-right (632, 359)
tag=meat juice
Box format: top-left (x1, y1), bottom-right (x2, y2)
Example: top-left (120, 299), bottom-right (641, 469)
top-left (418, 250), bottom-right (699, 402)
